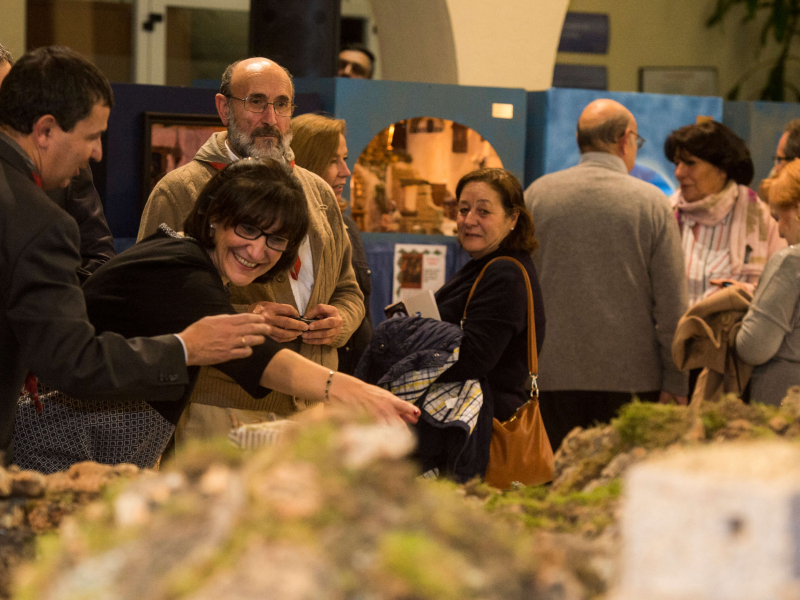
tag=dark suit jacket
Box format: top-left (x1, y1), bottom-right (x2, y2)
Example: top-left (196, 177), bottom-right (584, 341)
top-left (46, 167), bottom-right (116, 283)
top-left (0, 135), bottom-right (188, 457)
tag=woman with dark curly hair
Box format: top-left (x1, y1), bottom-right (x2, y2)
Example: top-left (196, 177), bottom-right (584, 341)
top-left (664, 120), bottom-right (784, 305)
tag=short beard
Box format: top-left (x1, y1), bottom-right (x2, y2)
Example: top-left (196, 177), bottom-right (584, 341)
top-left (227, 107), bottom-right (293, 163)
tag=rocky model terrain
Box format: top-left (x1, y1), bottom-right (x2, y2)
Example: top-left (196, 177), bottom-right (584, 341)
top-left (6, 389), bottom-right (800, 599)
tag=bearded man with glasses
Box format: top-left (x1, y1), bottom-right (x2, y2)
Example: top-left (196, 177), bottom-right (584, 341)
top-left (138, 58), bottom-right (364, 443)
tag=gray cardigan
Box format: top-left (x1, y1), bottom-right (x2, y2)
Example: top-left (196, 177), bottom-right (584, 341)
top-left (736, 244), bottom-right (800, 405)
top-left (524, 152), bottom-right (688, 395)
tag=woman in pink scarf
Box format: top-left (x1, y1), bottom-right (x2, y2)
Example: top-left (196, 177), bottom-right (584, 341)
top-left (664, 120), bottom-right (784, 306)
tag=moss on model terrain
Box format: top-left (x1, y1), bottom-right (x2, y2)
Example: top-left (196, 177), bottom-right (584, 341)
top-left (9, 389), bottom-right (800, 599)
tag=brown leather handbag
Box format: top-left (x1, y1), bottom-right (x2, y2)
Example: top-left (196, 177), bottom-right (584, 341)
top-left (461, 256), bottom-right (554, 489)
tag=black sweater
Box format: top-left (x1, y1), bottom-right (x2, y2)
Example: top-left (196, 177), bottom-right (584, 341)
top-left (82, 230), bottom-right (281, 425)
top-left (434, 248), bottom-right (545, 422)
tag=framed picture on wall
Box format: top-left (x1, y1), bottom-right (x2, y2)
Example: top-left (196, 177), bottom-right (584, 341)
top-left (141, 112), bottom-right (226, 211)
top-left (639, 67), bottom-right (718, 97)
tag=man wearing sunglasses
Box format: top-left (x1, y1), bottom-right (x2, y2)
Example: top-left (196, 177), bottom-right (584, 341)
top-left (138, 57), bottom-right (364, 440)
top-left (338, 44), bottom-right (374, 79)
top-left (523, 99), bottom-right (688, 452)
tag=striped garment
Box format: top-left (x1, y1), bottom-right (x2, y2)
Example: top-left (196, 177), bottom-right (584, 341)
top-left (681, 211), bottom-right (754, 306)
top-left (672, 184), bottom-right (785, 307)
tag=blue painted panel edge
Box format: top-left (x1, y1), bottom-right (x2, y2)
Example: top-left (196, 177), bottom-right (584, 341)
top-left (525, 92), bottom-right (549, 187)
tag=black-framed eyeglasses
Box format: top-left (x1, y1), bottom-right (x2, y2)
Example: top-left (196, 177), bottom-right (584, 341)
top-left (226, 95), bottom-right (295, 117)
top-left (632, 132), bottom-right (646, 149)
top-left (774, 154), bottom-right (792, 165)
top-left (234, 223), bottom-right (289, 252)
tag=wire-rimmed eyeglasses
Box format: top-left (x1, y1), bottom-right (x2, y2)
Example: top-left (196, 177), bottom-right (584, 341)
top-left (226, 95), bottom-right (295, 117)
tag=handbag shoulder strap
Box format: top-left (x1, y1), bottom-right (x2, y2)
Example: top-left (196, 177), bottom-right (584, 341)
top-left (461, 256), bottom-right (538, 394)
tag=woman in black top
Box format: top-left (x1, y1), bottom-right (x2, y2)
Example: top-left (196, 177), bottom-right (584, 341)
top-left (429, 169), bottom-right (545, 477)
top-left (15, 160), bottom-right (417, 472)
top-left (435, 168), bottom-right (545, 420)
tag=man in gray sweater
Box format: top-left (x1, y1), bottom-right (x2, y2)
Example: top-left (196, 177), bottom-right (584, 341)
top-left (524, 99), bottom-right (688, 451)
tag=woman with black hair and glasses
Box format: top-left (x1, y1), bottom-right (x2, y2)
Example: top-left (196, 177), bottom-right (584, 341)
top-left (14, 159), bottom-right (418, 473)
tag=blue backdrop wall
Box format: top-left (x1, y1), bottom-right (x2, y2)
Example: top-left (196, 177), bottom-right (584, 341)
top-left (524, 88), bottom-right (724, 194)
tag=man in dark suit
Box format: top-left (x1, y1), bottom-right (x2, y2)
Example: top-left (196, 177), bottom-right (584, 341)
top-left (1, 42), bottom-right (116, 283)
top-left (0, 46), bottom-right (271, 458)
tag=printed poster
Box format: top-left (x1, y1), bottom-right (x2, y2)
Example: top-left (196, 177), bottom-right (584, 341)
top-left (392, 244), bottom-right (447, 304)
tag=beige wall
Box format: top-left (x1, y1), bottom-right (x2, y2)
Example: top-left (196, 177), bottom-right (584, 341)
top-left (0, 0), bottom-right (26, 60)
top-left (373, 0), bottom-right (570, 90)
top-left (557, 0), bottom-right (793, 100)
top-left (446, 0), bottom-right (569, 90)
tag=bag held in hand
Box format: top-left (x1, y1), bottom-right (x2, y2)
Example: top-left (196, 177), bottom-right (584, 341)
top-left (461, 256), bottom-right (554, 489)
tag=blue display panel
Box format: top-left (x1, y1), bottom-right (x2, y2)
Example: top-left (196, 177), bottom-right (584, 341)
top-left (328, 77), bottom-right (527, 202)
top-left (524, 88), bottom-right (723, 193)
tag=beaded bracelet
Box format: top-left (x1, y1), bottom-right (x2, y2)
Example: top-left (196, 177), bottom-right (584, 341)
top-left (324, 370), bottom-right (335, 402)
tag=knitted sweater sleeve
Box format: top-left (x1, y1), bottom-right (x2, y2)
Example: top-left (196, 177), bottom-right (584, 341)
top-left (736, 251), bottom-right (800, 366)
top-left (138, 163), bottom-right (211, 241)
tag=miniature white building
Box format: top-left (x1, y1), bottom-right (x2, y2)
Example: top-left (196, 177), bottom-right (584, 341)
top-left (613, 442), bottom-right (800, 600)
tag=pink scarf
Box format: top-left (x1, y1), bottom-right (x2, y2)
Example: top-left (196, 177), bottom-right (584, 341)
top-left (671, 183), bottom-right (781, 277)
top-left (673, 180), bottom-right (737, 226)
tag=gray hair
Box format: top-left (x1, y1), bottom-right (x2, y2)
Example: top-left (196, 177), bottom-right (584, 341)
top-left (576, 113), bottom-right (630, 153)
top-left (0, 43), bottom-right (13, 66)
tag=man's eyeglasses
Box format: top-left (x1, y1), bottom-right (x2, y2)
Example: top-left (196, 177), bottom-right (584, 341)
top-left (774, 154), bottom-right (792, 165)
top-left (632, 132), bottom-right (646, 149)
top-left (234, 223), bottom-right (289, 252)
top-left (226, 95), bottom-right (295, 117)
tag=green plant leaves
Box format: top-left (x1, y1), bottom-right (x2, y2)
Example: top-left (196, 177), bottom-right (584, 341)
top-left (708, 0), bottom-right (800, 100)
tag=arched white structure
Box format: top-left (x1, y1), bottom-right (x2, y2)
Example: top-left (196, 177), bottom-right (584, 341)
top-left (371, 0), bottom-right (570, 90)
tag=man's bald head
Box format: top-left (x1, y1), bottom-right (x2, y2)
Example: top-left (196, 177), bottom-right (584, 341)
top-left (215, 57), bottom-right (295, 163)
top-left (576, 99), bottom-right (639, 172)
top-left (576, 99), bottom-right (635, 153)
top-left (220, 57), bottom-right (294, 100)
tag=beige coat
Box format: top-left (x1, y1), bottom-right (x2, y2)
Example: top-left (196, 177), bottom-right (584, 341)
top-left (672, 286), bottom-right (753, 403)
top-left (139, 132), bottom-right (364, 416)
